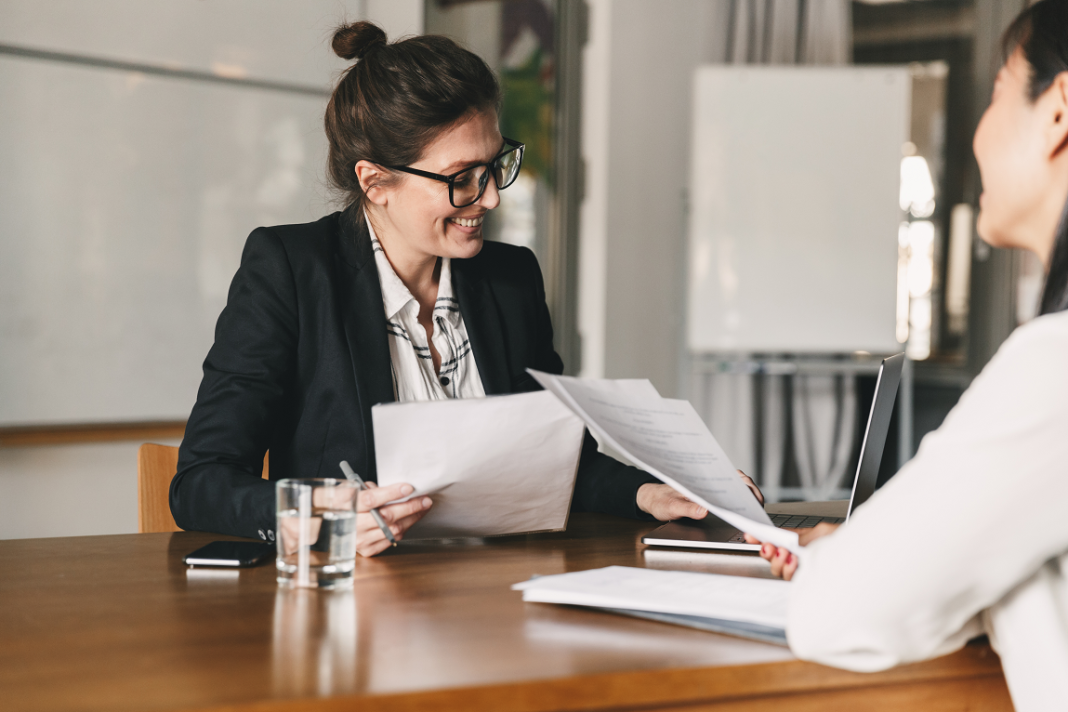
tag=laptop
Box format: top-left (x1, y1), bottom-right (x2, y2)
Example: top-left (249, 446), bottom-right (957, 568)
top-left (642, 353), bottom-right (904, 552)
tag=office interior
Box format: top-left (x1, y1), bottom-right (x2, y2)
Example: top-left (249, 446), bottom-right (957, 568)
top-left (0, 0), bottom-right (1025, 540)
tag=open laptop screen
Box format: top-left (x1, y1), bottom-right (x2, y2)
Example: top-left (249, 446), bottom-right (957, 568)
top-left (846, 353), bottom-right (905, 519)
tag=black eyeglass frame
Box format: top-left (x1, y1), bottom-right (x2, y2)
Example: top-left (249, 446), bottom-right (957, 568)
top-left (384, 137), bottom-right (525, 208)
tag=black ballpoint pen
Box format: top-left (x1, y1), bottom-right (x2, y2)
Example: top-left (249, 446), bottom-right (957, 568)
top-left (339, 460), bottom-right (398, 547)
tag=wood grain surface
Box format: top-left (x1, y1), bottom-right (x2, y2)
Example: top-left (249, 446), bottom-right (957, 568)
top-left (0, 514), bottom-right (1012, 712)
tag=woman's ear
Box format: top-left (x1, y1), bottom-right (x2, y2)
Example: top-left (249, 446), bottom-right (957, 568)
top-left (1046, 72), bottom-right (1068, 160)
top-left (355, 160), bottom-right (390, 206)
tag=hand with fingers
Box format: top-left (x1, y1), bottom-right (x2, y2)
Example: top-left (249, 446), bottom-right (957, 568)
top-left (637, 470), bottom-right (764, 521)
top-left (743, 522), bottom-right (840, 581)
top-left (356, 482), bottom-right (433, 557)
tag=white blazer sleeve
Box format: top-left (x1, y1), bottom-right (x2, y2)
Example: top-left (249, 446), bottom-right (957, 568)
top-left (788, 311), bottom-right (1068, 673)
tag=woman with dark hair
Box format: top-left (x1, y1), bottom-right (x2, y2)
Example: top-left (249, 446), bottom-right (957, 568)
top-left (170, 22), bottom-right (737, 557)
top-left (746, 1), bottom-right (1068, 707)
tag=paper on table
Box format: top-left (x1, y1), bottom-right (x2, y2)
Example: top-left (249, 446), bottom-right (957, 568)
top-left (528, 370), bottom-right (801, 554)
top-left (372, 390), bottom-right (586, 540)
top-left (513, 566), bottom-right (790, 630)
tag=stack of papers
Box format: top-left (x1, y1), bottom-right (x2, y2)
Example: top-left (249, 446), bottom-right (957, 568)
top-left (529, 370), bottom-right (801, 554)
top-left (514, 566), bottom-right (791, 646)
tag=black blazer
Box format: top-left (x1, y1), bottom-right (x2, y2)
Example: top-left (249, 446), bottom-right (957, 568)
top-left (170, 212), bottom-right (656, 539)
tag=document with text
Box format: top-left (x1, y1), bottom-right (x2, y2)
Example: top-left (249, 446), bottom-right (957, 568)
top-left (529, 370), bottom-right (801, 554)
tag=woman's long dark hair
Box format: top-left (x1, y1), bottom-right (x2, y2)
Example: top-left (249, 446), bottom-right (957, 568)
top-left (1004, 0), bottom-right (1068, 314)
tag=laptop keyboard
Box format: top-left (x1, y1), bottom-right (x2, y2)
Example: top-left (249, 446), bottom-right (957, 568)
top-left (770, 514), bottom-right (845, 529)
top-left (726, 514), bottom-right (845, 544)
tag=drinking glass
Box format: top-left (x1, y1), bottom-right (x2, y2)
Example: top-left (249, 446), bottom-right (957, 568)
top-left (276, 478), bottom-right (359, 589)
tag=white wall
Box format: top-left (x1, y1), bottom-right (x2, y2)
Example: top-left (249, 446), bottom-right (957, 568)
top-left (0, 0), bottom-right (422, 86)
top-left (577, 0), bottom-right (611, 379)
top-left (0, 0), bottom-right (423, 539)
top-left (0, 440), bottom-right (179, 540)
top-left (579, 0), bottom-right (728, 394)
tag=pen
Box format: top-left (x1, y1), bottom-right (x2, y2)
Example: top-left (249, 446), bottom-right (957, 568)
top-left (339, 460), bottom-right (398, 547)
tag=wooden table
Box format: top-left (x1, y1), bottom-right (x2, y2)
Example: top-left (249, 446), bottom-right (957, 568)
top-left (0, 512), bottom-right (1012, 712)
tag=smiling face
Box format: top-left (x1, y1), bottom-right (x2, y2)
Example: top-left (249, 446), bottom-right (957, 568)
top-left (360, 109), bottom-right (503, 266)
top-left (973, 49), bottom-right (1068, 260)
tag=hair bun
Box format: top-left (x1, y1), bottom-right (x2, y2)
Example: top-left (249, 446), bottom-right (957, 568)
top-left (332, 21), bottom-right (388, 61)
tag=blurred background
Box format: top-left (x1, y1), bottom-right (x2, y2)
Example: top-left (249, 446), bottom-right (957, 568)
top-left (0, 0), bottom-right (1036, 538)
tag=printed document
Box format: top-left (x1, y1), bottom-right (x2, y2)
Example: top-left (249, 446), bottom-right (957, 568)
top-left (514, 566), bottom-right (790, 644)
top-left (372, 390), bottom-right (585, 539)
top-left (529, 370), bottom-right (800, 553)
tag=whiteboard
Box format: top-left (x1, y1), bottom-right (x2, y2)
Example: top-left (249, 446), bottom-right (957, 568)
top-left (0, 57), bottom-right (331, 425)
top-left (686, 67), bottom-right (909, 354)
top-left (0, 1), bottom-right (422, 427)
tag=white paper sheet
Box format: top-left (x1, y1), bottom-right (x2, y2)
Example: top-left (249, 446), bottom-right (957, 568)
top-left (528, 370), bottom-right (801, 554)
top-left (372, 390), bottom-right (586, 540)
top-left (565, 377), bottom-right (663, 467)
top-left (513, 566), bottom-right (790, 630)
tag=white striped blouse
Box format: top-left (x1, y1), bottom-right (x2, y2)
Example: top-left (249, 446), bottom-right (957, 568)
top-left (367, 219), bottom-right (485, 402)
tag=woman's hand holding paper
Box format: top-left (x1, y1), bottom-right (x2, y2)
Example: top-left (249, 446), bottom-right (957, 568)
top-left (356, 482), bottom-right (432, 557)
top-left (637, 483), bottom-right (709, 521)
top-left (744, 523), bottom-right (839, 580)
top-left (638, 470), bottom-right (764, 521)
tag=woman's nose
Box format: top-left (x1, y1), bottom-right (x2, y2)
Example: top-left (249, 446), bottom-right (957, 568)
top-left (478, 175), bottom-right (501, 210)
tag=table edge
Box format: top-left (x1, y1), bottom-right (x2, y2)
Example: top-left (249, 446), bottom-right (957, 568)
top-left (191, 641), bottom-right (1004, 712)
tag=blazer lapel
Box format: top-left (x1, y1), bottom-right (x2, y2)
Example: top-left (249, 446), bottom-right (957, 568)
top-left (335, 214), bottom-right (394, 476)
top-left (453, 256), bottom-right (511, 395)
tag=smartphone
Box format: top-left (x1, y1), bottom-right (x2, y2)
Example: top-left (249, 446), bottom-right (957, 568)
top-left (183, 541), bottom-right (275, 568)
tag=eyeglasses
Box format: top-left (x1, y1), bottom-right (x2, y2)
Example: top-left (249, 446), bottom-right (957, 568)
top-left (385, 138), bottom-right (525, 209)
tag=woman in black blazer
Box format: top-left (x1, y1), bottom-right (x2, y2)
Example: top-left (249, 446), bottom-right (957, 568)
top-left (171, 22), bottom-right (727, 556)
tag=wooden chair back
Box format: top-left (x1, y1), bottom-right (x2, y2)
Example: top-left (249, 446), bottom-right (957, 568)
top-left (137, 444), bottom-right (269, 533)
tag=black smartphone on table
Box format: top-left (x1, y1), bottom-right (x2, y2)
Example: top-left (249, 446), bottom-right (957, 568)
top-left (183, 541), bottom-right (275, 568)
